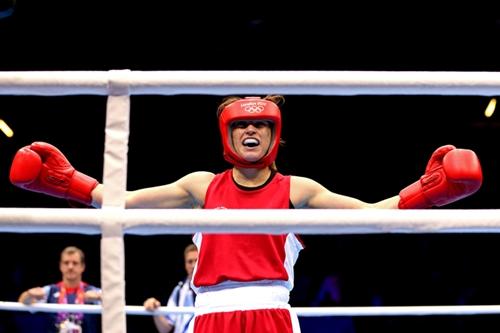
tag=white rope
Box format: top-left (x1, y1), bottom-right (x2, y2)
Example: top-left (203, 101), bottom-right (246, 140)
top-left (0, 208), bottom-right (499, 234)
top-left (1, 71), bottom-right (500, 95)
top-left (4, 302), bottom-right (500, 317)
top-left (293, 306), bottom-right (500, 317)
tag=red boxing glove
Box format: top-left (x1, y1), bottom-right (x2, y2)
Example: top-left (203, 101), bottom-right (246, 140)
top-left (9, 142), bottom-right (98, 206)
top-left (398, 145), bottom-right (483, 209)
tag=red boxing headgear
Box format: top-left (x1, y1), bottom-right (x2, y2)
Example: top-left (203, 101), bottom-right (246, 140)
top-left (219, 97), bottom-right (282, 168)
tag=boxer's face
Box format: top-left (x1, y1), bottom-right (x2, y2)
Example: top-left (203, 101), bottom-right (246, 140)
top-left (231, 120), bottom-right (273, 162)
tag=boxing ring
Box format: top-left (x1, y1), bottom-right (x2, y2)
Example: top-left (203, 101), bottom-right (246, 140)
top-left (0, 70), bottom-right (499, 333)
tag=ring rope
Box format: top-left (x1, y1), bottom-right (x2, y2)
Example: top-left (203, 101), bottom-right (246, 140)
top-left (1, 70), bottom-right (500, 96)
top-left (0, 208), bottom-right (499, 234)
top-left (4, 302), bottom-right (500, 317)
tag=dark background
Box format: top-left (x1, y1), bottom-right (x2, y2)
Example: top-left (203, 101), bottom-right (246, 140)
top-left (0, 1), bottom-right (500, 333)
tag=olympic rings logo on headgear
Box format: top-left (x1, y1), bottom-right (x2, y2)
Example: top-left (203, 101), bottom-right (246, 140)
top-left (240, 102), bottom-right (266, 113)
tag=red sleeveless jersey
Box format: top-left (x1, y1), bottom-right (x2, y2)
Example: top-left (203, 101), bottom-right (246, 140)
top-left (193, 169), bottom-right (303, 289)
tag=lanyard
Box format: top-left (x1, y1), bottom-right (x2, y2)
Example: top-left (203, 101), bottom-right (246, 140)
top-left (57, 281), bottom-right (86, 305)
top-left (56, 281), bottom-right (86, 326)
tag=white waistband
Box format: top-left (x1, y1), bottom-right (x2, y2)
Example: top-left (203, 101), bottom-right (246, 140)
top-left (195, 284), bottom-right (290, 314)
